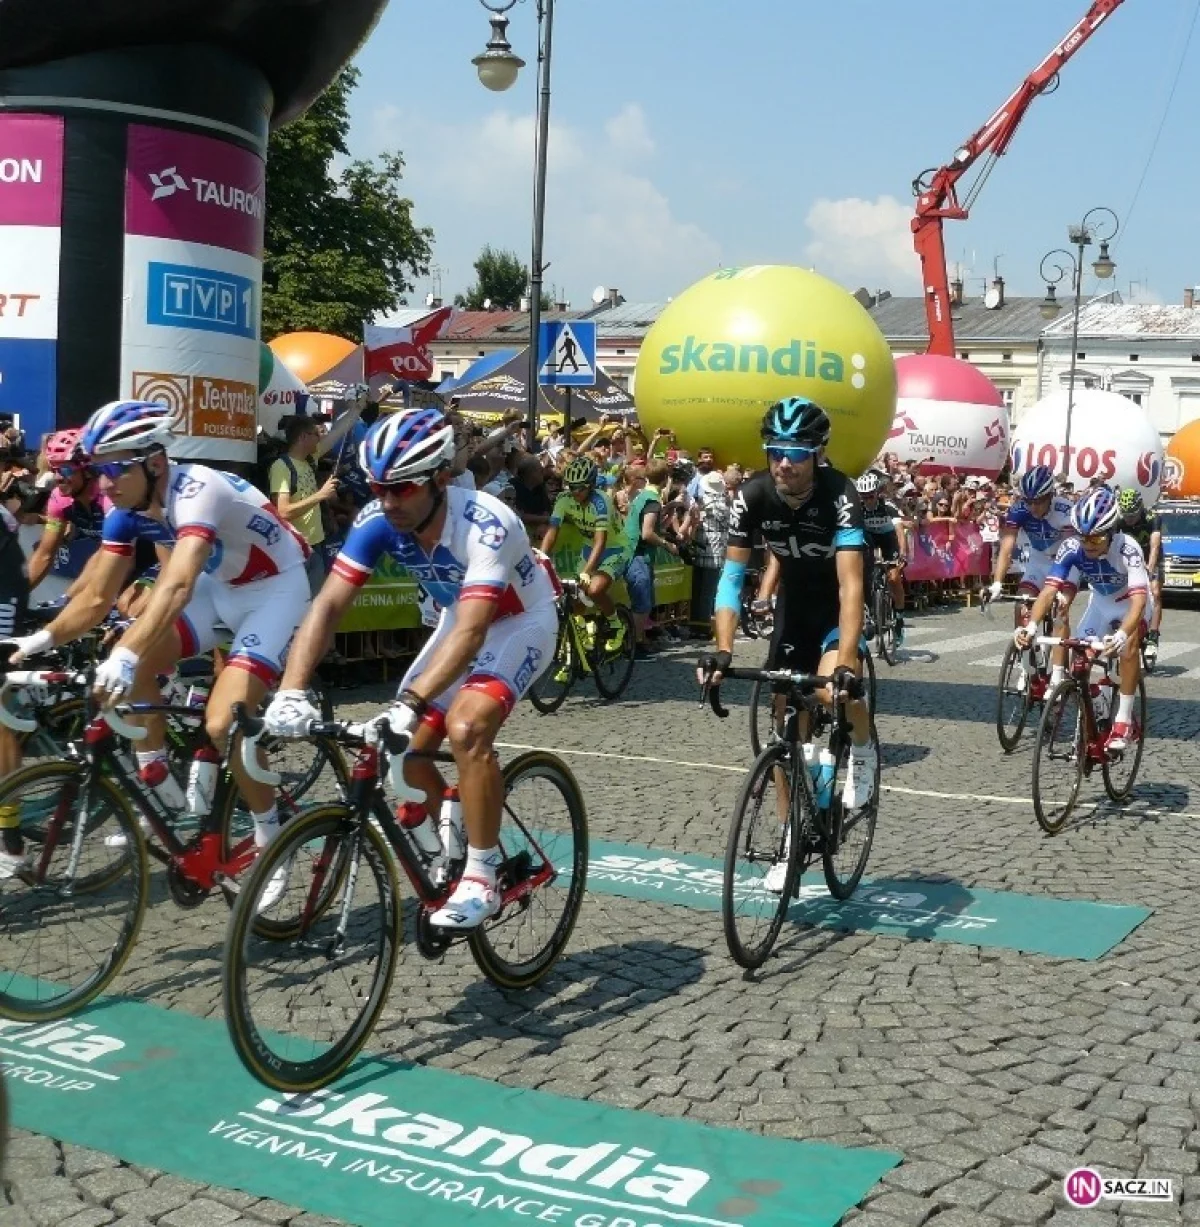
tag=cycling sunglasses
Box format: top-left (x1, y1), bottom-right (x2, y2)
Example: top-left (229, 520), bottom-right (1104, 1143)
top-left (1081, 532), bottom-right (1111, 546)
top-left (369, 476), bottom-right (430, 499)
top-left (92, 459), bottom-right (142, 479)
top-left (764, 444), bottom-right (817, 463)
top-left (54, 463), bottom-right (91, 480)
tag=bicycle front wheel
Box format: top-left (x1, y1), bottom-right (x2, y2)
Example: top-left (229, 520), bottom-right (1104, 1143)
top-left (875, 588), bottom-right (897, 666)
top-left (748, 678), bottom-right (779, 759)
top-left (1032, 680), bottom-right (1086, 835)
top-left (722, 743), bottom-right (799, 970)
top-left (823, 719), bottom-right (880, 899)
top-left (1102, 673), bottom-right (1147, 802)
top-left (468, 751), bottom-right (588, 989)
top-left (996, 642), bottom-right (1033, 753)
top-left (223, 805), bottom-right (402, 1091)
top-left (528, 616), bottom-right (575, 714)
top-left (0, 762), bottom-right (148, 1020)
top-left (591, 607), bottom-right (636, 700)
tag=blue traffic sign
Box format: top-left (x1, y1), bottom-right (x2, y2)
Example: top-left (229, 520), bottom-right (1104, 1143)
top-left (537, 320), bottom-right (596, 387)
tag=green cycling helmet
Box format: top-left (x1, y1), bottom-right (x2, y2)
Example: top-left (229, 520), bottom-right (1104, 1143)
top-left (1118, 487), bottom-right (1143, 516)
top-left (562, 456), bottom-right (598, 488)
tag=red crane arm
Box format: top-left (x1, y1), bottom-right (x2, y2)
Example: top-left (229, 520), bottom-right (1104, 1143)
top-left (912, 0), bottom-right (1127, 356)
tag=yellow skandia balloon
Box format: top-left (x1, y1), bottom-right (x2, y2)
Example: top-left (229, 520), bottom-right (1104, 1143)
top-left (634, 265), bottom-right (896, 475)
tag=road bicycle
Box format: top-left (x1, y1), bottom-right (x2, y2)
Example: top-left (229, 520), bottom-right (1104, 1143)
top-left (982, 590), bottom-right (1058, 753)
top-left (527, 578), bottom-right (636, 711)
top-left (0, 665), bottom-right (345, 1021)
top-left (1030, 634), bottom-right (1147, 834)
top-left (749, 639), bottom-right (877, 759)
top-left (223, 712), bottom-right (589, 1091)
top-left (868, 555), bottom-right (905, 666)
top-left (707, 665), bottom-right (880, 970)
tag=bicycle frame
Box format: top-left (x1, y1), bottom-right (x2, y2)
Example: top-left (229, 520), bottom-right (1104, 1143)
top-left (1038, 636), bottom-right (1120, 770)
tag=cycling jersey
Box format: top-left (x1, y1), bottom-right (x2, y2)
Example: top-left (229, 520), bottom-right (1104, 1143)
top-left (1121, 511), bottom-right (1162, 569)
top-left (1003, 495), bottom-right (1073, 556)
top-left (549, 488), bottom-right (626, 545)
top-left (101, 465), bottom-right (308, 586)
top-left (44, 482), bottom-right (111, 581)
top-left (860, 497), bottom-right (902, 563)
top-left (1049, 533), bottom-right (1153, 641)
top-left (333, 484), bottom-right (558, 619)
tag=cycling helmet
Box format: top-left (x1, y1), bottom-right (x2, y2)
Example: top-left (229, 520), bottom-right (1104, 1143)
top-left (45, 428), bottom-right (85, 471)
top-left (358, 408), bottom-right (455, 483)
top-left (856, 471), bottom-right (884, 495)
top-left (760, 397), bottom-right (831, 448)
top-left (562, 455), bottom-right (599, 488)
top-left (1019, 465), bottom-right (1056, 501)
top-left (1071, 484), bottom-right (1121, 536)
top-left (81, 400), bottom-right (180, 457)
top-left (1118, 487), bottom-right (1144, 516)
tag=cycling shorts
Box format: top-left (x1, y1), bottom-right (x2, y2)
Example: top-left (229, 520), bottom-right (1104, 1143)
top-left (1017, 551), bottom-right (1075, 598)
top-left (176, 568), bottom-right (309, 684)
top-left (401, 600), bottom-right (558, 730)
top-left (1075, 589), bottom-right (1153, 642)
top-left (866, 530), bottom-right (901, 564)
top-left (570, 545), bottom-right (630, 583)
top-left (766, 594), bottom-right (841, 689)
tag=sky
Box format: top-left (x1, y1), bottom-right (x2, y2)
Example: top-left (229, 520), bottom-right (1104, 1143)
top-left (345, 0), bottom-right (1200, 313)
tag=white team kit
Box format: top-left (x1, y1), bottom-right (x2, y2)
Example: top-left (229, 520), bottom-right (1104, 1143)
top-left (1046, 531), bottom-right (1154, 640)
top-left (101, 463), bottom-right (310, 681)
top-left (1004, 495), bottom-right (1074, 594)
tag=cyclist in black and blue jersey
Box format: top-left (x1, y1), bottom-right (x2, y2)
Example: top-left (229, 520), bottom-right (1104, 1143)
top-left (856, 469), bottom-right (909, 645)
top-left (700, 397), bottom-right (877, 836)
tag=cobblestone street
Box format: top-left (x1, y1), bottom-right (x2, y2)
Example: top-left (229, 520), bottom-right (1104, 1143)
top-left (5, 601), bottom-right (1200, 1227)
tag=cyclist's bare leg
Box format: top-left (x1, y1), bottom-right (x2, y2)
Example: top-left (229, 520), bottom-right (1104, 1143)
top-left (585, 570), bottom-right (616, 619)
top-left (0, 727), bottom-right (18, 780)
top-left (816, 648), bottom-right (870, 747)
top-left (400, 719), bottom-right (449, 814)
top-left (445, 689), bottom-right (506, 849)
top-left (205, 665), bottom-right (272, 814)
top-left (888, 563), bottom-right (906, 612)
top-left (1150, 578), bottom-right (1163, 634)
top-left (127, 630), bottom-right (182, 753)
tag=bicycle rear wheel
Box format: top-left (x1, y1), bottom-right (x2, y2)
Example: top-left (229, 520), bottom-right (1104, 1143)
top-left (860, 644), bottom-right (878, 713)
top-left (875, 587), bottom-right (897, 666)
top-left (0, 762), bottom-right (148, 1020)
top-left (996, 642), bottom-right (1033, 753)
top-left (591, 607), bottom-right (636, 700)
top-left (722, 744), bottom-right (799, 970)
top-left (823, 719), bottom-right (880, 899)
top-left (1032, 680), bottom-right (1086, 835)
top-left (468, 751), bottom-right (588, 989)
top-left (1102, 673), bottom-right (1147, 802)
top-left (528, 616), bottom-right (575, 714)
top-left (223, 805), bottom-right (401, 1091)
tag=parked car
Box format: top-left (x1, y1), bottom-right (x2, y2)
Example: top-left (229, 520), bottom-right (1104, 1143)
top-left (1158, 498), bottom-right (1200, 599)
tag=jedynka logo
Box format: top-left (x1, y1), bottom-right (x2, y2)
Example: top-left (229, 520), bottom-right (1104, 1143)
top-left (252, 1090), bottom-right (711, 1209)
top-left (148, 165), bottom-right (264, 218)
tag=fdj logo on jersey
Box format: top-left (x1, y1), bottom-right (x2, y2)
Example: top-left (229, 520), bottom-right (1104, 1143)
top-left (172, 473), bottom-right (206, 500)
top-left (247, 513), bottom-right (281, 547)
top-left (658, 335), bottom-right (858, 384)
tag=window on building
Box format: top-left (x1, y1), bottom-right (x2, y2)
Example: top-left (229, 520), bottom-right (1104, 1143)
top-left (958, 351), bottom-right (970, 360)
top-left (1129, 354), bottom-right (1139, 362)
top-left (1192, 354), bottom-right (1200, 363)
top-left (999, 388), bottom-right (1016, 410)
top-left (1119, 391), bottom-right (1144, 407)
top-left (439, 370), bottom-right (454, 383)
top-left (1001, 352), bottom-right (1013, 362)
top-left (1077, 352), bottom-right (1087, 360)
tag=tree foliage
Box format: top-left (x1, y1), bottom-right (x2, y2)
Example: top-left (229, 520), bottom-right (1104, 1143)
top-left (455, 245), bottom-right (551, 311)
top-left (263, 68), bottom-right (433, 341)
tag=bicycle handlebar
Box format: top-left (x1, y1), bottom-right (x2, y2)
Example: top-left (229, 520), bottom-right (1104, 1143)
top-left (104, 707), bottom-right (148, 742)
top-left (700, 665), bottom-right (847, 720)
top-left (1034, 634), bottom-right (1108, 653)
top-left (0, 668), bottom-right (85, 734)
top-left (234, 707), bottom-right (281, 786)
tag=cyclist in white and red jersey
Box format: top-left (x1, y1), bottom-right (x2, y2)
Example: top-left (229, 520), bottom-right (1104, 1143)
top-left (264, 408), bottom-right (558, 930)
top-left (4, 399), bottom-right (310, 852)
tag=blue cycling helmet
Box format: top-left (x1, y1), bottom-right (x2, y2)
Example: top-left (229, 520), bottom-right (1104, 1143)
top-left (760, 397), bottom-right (831, 448)
top-left (81, 399), bottom-right (180, 457)
top-left (1019, 465), bottom-right (1056, 501)
top-left (1071, 484), bottom-right (1121, 536)
top-left (359, 408), bottom-right (455, 483)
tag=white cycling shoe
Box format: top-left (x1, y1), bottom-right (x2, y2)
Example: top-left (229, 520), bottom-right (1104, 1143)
top-left (0, 850), bottom-right (30, 880)
top-left (763, 827), bottom-right (792, 895)
top-left (256, 856), bottom-right (292, 914)
top-left (429, 875), bottom-right (500, 929)
top-left (841, 745), bottom-right (878, 811)
top-left (104, 818), bottom-right (153, 850)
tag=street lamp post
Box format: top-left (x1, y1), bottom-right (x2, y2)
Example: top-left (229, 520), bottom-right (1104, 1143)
top-left (473, 0), bottom-right (553, 449)
top-left (1037, 207), bottom-right (1119, 480)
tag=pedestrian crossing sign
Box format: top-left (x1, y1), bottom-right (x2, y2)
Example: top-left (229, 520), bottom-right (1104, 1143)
top-left (537, 320), bottom-right (596, 387)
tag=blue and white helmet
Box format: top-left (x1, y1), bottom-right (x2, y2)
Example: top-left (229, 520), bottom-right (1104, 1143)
top-left (81, 400), bottom-right (180, 457)
top-left (1019, 465), bottom-right (1056, 501)
top-left (359, 408), bottom-right (455, 483)
top-left (1071, 484), bottom-right (1121, 536)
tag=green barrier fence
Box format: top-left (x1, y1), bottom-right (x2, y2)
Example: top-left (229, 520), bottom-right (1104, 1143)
top-left (337, 522), bottom-right (691, 634)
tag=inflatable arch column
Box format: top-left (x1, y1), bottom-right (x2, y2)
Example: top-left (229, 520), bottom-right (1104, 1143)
top-left (0, 1), bottom-right (387, 463)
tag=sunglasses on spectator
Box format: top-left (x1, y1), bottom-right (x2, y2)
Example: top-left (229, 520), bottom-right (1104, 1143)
top-left (764, 444), bottom-right (816, 463)
top-left (369, 476), bottom-right (430, 499)
top-left (92, 459), bottom-right (141, 479)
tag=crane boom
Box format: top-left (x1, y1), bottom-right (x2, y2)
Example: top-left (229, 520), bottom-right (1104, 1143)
top-left (912, 0), bottom-right (1127, 356)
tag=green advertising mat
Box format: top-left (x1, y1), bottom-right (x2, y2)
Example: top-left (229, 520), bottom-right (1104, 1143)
top-left (3, 994), bottom-right (898, 1227)
top-left (576, 837), bottom-right (1149, 960)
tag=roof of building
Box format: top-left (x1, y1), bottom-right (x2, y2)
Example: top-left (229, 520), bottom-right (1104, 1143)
top-left (1042, 302), bottom-right (1200, 339)
top-left (864, 295), bottom-right (1054, 344)
top-left (434, 308), bottom-right (585, 345)
top-left (581, 301), bottom-right (669, 340)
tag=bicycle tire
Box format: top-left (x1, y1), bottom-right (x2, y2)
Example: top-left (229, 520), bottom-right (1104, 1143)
top-left (1102, 672), bottom-right (1148, 802)
top-left (591, 607), bottom-right (636, 700)
top-left (996, 642), bottom-right (1033, 753)
top-left (0, 761), bottom-right (149, 1020)
top-left (222, 805), bottom-right (401, 1092)
top-left (749, 678), bottom-right (775, 759)
top-left (468, 751), bottom-right (588, 989)
top-left (875, 587), bottom-right (897, 666)
top-left (722, 743), bottom-right (800, 970)
top-left (1032, 680), bottom-right (1085, 835)
top-left (860, 644), bottom-right (878, 713)
top-left (823, 717), bottom-right (880, 899)
top-left (528, 616), bottom-right (575, 714)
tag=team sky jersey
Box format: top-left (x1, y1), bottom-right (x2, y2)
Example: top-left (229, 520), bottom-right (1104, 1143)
top-left (548, 488), bottom-right (628, 550)
top-left (727, 466), bottom-right (866, 592)
top-left (101, 464), bottom-right (308, 587)
top-left (1121, 510), bottom-right (1162, 560)
top-left (333, 484), bottom-right (557, 619)
top-left (1003, 495), bottom-right (1074, 557)
top-left (1047, 531), bottom-right (1149, 599)
top-left (861, 498), bottom-right (903, 539)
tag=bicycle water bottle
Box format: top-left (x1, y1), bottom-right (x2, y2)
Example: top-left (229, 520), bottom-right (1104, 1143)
top-left (439, 786), bottom-right (465, 862)
top-left (1090, 680), bottom-right (1111, 726)
top-left (815, 748), bottom-right (837, 809)
top-left (186, 680), bottom-right (211, 709)
top-left (397, 801), bottom-right (443, 863)
top-left (186, 746), bottom-right (221, 817)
